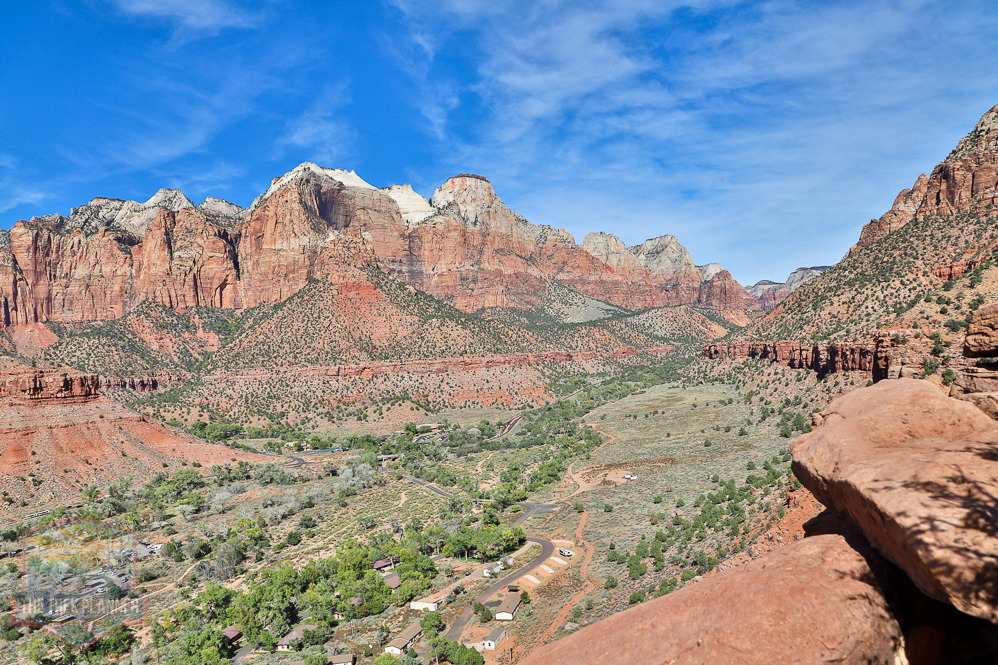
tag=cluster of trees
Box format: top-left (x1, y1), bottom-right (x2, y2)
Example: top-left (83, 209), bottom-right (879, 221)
top-left (20, 625), bottom-right (135, 664)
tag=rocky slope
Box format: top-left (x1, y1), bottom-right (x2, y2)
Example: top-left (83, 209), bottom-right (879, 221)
top-left (522, 379), bottom-right (998, 665)
top-left (851, 104), bottom-right (998, 254)
top-left (0, 359), bottom-right (266, 507)
top-left (0, 164), bottom-right (754, 331)
top-left (742, 103), bottom-right (998, 344)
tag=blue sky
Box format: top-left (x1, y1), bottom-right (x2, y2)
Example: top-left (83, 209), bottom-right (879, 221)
top-left (2, 0), bottom-right (997, 285)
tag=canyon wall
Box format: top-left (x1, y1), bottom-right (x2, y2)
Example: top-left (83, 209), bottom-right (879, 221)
top-left (703, 339), bottom-right (895, 380)
top-left (0, 164), bottom-right (756, 328)
top-left (0, 366), bottom-right (101, 402)
top-left (850, 104), bottom-right (998, 254)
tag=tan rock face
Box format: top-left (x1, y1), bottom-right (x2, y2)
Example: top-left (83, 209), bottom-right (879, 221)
top-left (790, 379), bottom-right (998, 622)
top-left (520, 531), bottom-right (904, 665)
top-left (851, 104), bottom-right (998, 253)
top-left (963, 303), bottom-right (998, 358)
top-left (2, 165), bottom-right (753, 327)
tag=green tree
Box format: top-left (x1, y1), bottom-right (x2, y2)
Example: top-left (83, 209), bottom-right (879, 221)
top-left (372, 655), bottom-right (402, 665)
top-left (420, 610), bottom-right (445, 636)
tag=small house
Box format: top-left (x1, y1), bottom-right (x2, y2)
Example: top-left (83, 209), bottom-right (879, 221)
top-left (409, 600), bottom-right (439, 611)
top-left (277, 625), bottom-right (316, 652)
top-left (482, 626), bottom-right (506, 650)
top-left (372, 556), bottom-right (400, 572)
top-left (495, 595), bottom-right (521, 621)
top-left (384, 622), bottom-right (423, 655)
top-left (385, 576), bottom-right (401, 589)
top-left (329, 655), bottom-right (356, 665)
top-left (483, 563), bottom-right (503, 578)
top-left (222, 626), bottom-right (242, 642)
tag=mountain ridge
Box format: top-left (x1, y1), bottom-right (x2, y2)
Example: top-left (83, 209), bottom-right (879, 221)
top-left (0, 165), bottom-right (763, 328)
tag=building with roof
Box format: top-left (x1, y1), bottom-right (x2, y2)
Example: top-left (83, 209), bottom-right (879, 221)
top-left (482, 626), bottom-right (506, 650)
top-left (384, 622), bottom-right (423, 655)
top-left (222, 626), bottom-right (242, 642)
top-left (495, 595), bottom-right (521, 621)
top-left (328, 655), bottom-right (356, 665)
top-left (277, 625), bottom-right (316, 652)
top-left (372, 556), bottom-right (400, 571)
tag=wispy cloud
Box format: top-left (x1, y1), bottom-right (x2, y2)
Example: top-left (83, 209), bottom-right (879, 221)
top-left (274, 87), bottom-right (355, 167)
top-left (108, 0), bottom-right (258, 40)
top-left (386, 0), bottom-right (998, 283)
top-left (0, 155), bottom-right (46, 215)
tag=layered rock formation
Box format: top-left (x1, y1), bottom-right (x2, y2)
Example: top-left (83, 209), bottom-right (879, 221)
top-left (745, 266), bottom-right (831, 311)
top-left (0, 367), bottom-right (100, 403)
top-left (0, 360), bottom-right (267, 504)
top-left (850, 104), bottom-right (998, 254)
top-left (0, 164), bottom-right (755, 327)
top-left (702, 338), bottom-right (894, 380)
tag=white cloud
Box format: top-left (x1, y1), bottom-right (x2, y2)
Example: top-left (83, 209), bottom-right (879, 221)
top-left (108, 0), bottom-right (258, 41)
top-left (386, 0), bottom-right (998, 284)
top-left (274, 87), bottom-right (355, 167)
top-left (0, 155), bottom-right (46, 215)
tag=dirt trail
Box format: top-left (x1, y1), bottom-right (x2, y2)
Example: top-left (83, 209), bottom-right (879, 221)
top-left (566, 426), bottom-right (616, 498)
top-left (526, 509), bottom-right (598, 652)
top-left (398, 490), bottom-right (407, 507)
top-left (475, 452), bottom-right (494, 474)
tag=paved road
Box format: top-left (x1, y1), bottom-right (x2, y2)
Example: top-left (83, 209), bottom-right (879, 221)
top-left (384, 467), bottom-right (563, 645)
top-left (443, 536), bottom-right (554, 641)
top-left (404, 475), bottom-right (454, 500)
top-left (440, 502), bottom-right (560, 642)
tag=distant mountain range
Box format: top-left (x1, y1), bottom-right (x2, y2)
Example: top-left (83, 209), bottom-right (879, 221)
top-left (0, 164), bottom-right (782, 330)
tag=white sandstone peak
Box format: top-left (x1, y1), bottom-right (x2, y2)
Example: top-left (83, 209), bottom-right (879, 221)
top-left (786, 266), bottom-right (831, 292)
top-left (383, 183), bottom-right (434, 225)
top-left (251, 162), bottom-right (376, 210)
top-left (630, 235), bottom-right (698, 277)
top-left (199, 197), bottom-right (244, 217)
top-left (581, 232), bottom-right (642, 270)
top-left (145, 188), bottom-right (195, 211)
top-left (697, 263), bottom-right (723, 281)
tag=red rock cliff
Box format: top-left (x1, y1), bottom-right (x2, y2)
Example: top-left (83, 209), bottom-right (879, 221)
top-left (703, 338), bottom-right (895, 380)
top-left (851, 104), bottom-right (998, 254)
top-left (0, 164), bottom-right (755, 326)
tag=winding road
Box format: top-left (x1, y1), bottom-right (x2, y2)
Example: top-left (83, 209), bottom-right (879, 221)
top-left (442, 535), bottom-right (553, 642)
top-left (384, 464), bottom-right (563, 644)
top-left (439, 502), bottom-right (560, 642)
top-left (395, 468), bottom-right (562, 642)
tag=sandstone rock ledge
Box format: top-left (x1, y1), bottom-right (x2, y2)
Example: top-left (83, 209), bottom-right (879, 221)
top-left (522, 379), bottom-right (998, 665)
top-left (521, 526), bottom-right (907, 665)
top-left (791, 379), bottom-right (998, 623)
